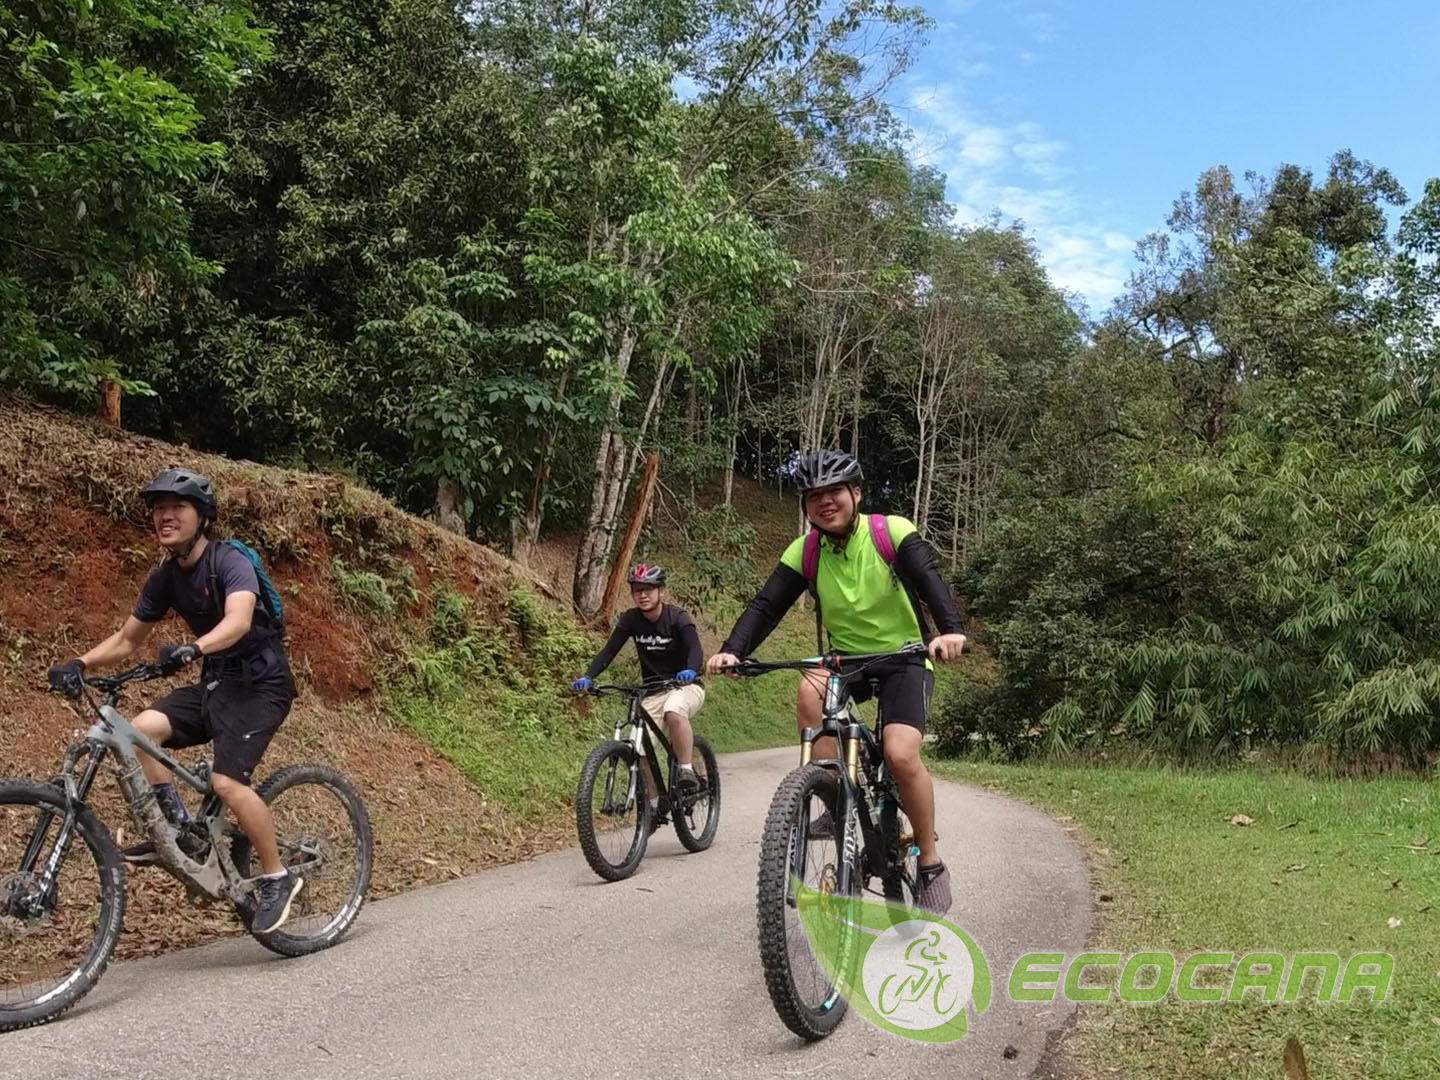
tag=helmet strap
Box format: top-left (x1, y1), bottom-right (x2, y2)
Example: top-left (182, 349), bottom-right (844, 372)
top-left (168, 521), bottom-right (209, 563)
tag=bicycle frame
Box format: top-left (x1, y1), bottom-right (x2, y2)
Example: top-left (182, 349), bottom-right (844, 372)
top-left (609, 689), bottom-right (680, 803)
top-left (27, 673), bottom-right (264, 905)
top-left (797, 670), bottom-right (898, 890)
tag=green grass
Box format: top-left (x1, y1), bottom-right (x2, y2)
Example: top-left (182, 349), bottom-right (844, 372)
top-left (929, 758), bottom-right (1440, 1079)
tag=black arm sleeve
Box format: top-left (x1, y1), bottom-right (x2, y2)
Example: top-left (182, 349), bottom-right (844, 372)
top-left (585, 612), bottom-right (634, 679)
top-left (680, 618), bottom-right (703, 672)
top-left (720, 563), bottom-right (809, 658)
top-left (894, 533), bottom-right (966, 633)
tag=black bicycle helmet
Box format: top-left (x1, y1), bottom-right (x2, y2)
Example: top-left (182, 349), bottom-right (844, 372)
top-left (140, 468), bottom-right (217, 520)
top-left (626, 562), bottom-right (666, 586)
top-left (793, 449), bottom-right (863, 493)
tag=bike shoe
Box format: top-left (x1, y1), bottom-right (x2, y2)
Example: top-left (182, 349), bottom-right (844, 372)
top-left (675, 767), bottom-right (702, 798)
top-left (251, 869), bottom-right (304, 934)
top-left (916, 861), bottom-right (952, 915)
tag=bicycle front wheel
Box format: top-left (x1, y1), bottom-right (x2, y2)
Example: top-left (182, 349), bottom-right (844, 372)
top-left (756, 764), bottom-right (856, 1041)
top-left (575, 741), bottom-right (649, 881)
top-left (232, 763), bottom-right (373, 957)
top-left (0, 778), bottom-right (125, 1032)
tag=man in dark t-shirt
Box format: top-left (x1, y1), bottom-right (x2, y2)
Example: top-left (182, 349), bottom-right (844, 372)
top-left (572, 563), bottom-right (706, 802)
top-left (47, 468), bottom-right (301, 934)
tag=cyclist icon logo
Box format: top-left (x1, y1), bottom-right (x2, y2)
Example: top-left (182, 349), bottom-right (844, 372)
top-left (793, 876), bottom-right (992, 1042)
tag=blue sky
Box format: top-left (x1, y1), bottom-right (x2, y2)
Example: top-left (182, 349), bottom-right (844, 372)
top-left (893, 0), bottom-right (1440, 315)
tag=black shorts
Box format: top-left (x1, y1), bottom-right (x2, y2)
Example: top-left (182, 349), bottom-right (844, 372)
top-left (151, 671), bottom-right (294, 785)
top-left (843, 656), bottom-right (933, 734)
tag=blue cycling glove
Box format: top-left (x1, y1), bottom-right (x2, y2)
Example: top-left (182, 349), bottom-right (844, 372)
top-left (675, 669), bottom-right (697, 685)
top-left (571, 676), bottom-right (592, 692)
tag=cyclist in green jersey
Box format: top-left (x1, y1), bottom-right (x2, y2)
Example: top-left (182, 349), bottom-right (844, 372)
top-left (706, 449), bottom-right (967, 913)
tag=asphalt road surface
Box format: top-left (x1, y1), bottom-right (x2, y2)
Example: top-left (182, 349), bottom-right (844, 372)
top-left (2, 746), bottom-right (1092, 1080)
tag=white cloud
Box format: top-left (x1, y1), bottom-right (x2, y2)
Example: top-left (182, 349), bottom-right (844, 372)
top-left (900, 81), bottom-right (1133, 312)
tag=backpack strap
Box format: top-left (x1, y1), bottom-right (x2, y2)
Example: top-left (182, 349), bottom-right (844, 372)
top-left (868, 513), bottom-right (897, 564)
top-left (206, 539), bottom-right (226, 624)
top-left (802, 529), bottom-right (821, 585)
top-left (801, 529), bottom-right (825, 652)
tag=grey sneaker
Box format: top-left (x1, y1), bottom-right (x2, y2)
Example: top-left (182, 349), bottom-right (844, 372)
top-left (916, 861), bottom-right (952, 915)
top-left (251, 870), bottom-right (303, 934)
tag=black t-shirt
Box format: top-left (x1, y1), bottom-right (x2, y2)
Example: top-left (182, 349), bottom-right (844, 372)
top-left (585, 604), bottom-right (703, 685)
top-left (133, 541), bottom-right (280, 674)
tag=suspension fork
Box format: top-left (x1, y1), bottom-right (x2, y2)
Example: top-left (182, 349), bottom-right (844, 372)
top-left (23, 742), bottom-right (107, 907)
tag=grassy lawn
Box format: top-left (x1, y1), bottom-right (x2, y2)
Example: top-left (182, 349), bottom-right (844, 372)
top-left (929, 758), bottom-right (1440, 1079)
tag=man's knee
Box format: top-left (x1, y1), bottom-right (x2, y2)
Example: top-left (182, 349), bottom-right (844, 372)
top-left (133, 708), bottom-right (172, 742)
top-left (797, 669), bottom-right (824, 720)
top-left (663, 710), bottom-right (690, 728)
top-left (883, 729), bottom-right (924, 778)
top-left (210, 771), bottom-right (248, 800)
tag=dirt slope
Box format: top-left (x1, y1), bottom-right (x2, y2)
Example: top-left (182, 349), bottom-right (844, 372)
top-left (0, 396), bottom-right (582, 959)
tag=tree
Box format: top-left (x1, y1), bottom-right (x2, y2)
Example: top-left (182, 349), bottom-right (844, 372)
top-left (0, 0), bottom-right (266, 405)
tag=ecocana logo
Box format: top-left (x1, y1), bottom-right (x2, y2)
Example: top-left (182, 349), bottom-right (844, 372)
top-left (792, 878), bottom-right (1395, 1044)
top-left (1008, 950), bottom-right (1395, 1005)
top-left (792, 876), bottom-right (993, 1042)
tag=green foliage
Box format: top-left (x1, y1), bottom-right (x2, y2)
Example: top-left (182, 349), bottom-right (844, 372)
top-left (330, 555), bottom-right (415, 616)
top-left (965, 154), bottom-right (1440, 764)
top-left (663, 503), bottom-right (761, 612)
top-left (0, 0), bottom-right (268, 401)
top-left (383, 582), bottom-right (596, 820)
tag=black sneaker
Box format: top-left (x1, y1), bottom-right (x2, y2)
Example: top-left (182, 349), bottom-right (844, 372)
top-left (251, 870), bottom-right (303, 934)
top-left (675, 767), bottom-right (701, 798)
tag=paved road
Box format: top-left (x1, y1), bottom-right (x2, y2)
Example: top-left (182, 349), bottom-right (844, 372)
top-left (2, 747), bottom-right (1091, 1080)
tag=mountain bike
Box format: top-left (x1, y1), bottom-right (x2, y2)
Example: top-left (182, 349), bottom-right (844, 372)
top-left (573, 680), bottom-right (721, 881)
top-left (727, 643), bottom-right (928, 1040)
top-left (0, 663), bottom-right (373, 1032)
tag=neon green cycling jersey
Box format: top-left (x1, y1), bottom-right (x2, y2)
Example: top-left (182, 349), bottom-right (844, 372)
top-left (780, 514), bottom-right (925, 655)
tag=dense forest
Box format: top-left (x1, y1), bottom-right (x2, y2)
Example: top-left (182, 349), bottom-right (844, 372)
top-left (5, 0), bottom-right (1439, 761)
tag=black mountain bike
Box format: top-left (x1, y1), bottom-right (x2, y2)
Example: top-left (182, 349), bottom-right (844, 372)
top-left (574, 680), bottom-right (721, 881)
top-left (729, 643), bottom-right (929, 1040)
top-left (0, 663), bottom-right (373, 1032)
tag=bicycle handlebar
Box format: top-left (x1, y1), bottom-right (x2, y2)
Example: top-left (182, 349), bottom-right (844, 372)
top-left (583, 678), bottom-right (685, 698)
top-left (718, 641), bottom-right (929, 678)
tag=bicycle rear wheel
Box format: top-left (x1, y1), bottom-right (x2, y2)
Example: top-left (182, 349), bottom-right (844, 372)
top-left (671, 735), bottom-right (720, 853)
top-left (575, 741), bottom-right (649, 881)
top-left (232, 763), bottom-right (372, 957)
top-left (756, 764), bottom-right (857, 1041)
top-left (0, 779), bottom-right (125, 1032)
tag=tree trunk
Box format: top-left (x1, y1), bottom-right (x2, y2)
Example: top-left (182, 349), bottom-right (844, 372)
top-left (435, 478), bottom-right (466, 537)
top-left (510, 370), bottom-right (569, 567)
top-left (596, 451), bottom-right (661, 625)
top-left (574, 323), bottom-right (640, 616)
top-left (98, 379), bottom-right (121, 426)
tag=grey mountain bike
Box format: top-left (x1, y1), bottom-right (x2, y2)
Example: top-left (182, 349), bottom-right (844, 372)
top-left (0, 662), bottom-right (373, 1032)
top-left (729, 643), bottom-right (929, 1040)
top-left (574, 680), bottom-right (721, 881)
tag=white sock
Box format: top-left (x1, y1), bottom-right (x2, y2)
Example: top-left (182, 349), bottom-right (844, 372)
top-left (649, 797), bottom-right (660, 809)
top-left (262, 868), bottom-right (289, 880)
top-left (679, 763), bottom-right (695, 773)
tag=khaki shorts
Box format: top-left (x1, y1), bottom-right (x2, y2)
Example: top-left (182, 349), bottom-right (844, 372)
top-left (641, 684), bottom-right (705, 724)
